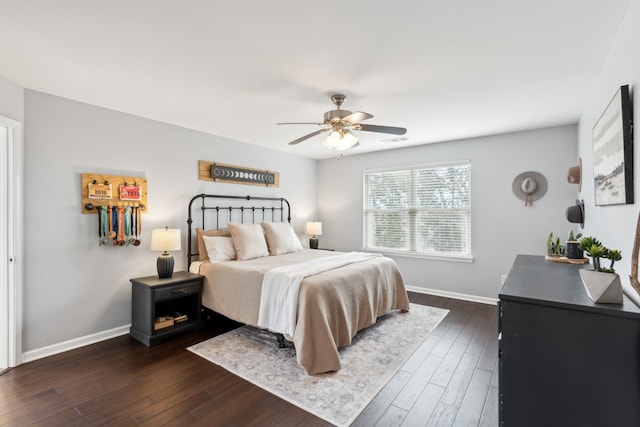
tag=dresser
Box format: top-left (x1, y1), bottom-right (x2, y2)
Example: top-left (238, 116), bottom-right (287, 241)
top-left (498, 255), bottom-right (640, 426)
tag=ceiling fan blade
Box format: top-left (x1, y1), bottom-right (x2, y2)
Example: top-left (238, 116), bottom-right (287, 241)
top-left (277, 122), bottom-right (325, 125)
top-left (288, 128), bottom-right (330, 145)
top-left (357, 124), bottom-right (407, 135)
top-left (342, 111), bottom-right (373, 124)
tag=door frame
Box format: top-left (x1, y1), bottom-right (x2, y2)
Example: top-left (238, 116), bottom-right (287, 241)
top-left (1, 115), bottom-right (23, 369)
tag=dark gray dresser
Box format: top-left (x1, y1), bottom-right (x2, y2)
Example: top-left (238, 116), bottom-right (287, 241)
top-left (498, 254), bottom-right (640, 426)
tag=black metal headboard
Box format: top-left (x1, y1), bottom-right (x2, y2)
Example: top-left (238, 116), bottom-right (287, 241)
top-left (186, 194), bottom-right (291, 268)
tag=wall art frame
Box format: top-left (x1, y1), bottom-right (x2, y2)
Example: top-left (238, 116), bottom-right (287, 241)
top-left (592, 84), bottom-right (634, 206)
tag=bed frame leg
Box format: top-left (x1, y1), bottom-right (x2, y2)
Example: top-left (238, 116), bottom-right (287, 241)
top-left (276, 333), bottom-right (287, 348)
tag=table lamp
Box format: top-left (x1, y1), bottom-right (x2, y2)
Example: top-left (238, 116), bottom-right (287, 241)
top-left (150, 226), bottom-right (181, 278)
top-left (306, 221), bottom-right (322, 250)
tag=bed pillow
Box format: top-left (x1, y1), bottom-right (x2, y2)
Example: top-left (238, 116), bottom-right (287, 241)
top-left (262, 222), bottom-right (301, 255)
top-left (196, 228), bottom-right (231, 261)
top-left (228, 223), bottom-right (270, 261)
top-left (291, 225), bottom-right (303, 250)
top-left (202, 235), bottom-right (237, 262)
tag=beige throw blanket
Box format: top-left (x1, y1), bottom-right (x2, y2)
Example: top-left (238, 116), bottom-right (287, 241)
top-left (258, 252), bottom-right (381, 337)
top-left (197, 249), bottom-right (410, 374)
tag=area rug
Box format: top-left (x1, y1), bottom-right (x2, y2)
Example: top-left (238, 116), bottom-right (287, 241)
top-left (188, 304), bottom-right (448, 426)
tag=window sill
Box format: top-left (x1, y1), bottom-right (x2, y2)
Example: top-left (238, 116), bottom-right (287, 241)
top-left (362, 248), bottom-right (474, 263)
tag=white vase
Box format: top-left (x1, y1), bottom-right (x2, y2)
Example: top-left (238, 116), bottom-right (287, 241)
top-left (579, 269), bottom-right (623, 304)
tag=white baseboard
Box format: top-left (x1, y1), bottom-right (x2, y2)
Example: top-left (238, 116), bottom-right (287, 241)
top-left (22, 325), bottom-right (131, 364)
top-left (19, 287), bottom-right (496, 363)
top-left (406, 285), bottom-right (498, 305)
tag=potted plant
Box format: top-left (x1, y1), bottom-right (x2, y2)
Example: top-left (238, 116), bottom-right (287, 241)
top-left (546, 232), bottom-right (565, 257)
top-left (578, 236), bottom-right (604, 268)
top-left (565, 230), bottom-right (583, 259)
top-left (577, 236), bottom-right (622, 304)
top-left (601, 249), bottom-right (622, 273)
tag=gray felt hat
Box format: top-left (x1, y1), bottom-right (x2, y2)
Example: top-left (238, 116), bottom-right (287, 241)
top-left (565, 199), bottom-right (584, 228)
top-left (512, 171), bottom-right (548, 205)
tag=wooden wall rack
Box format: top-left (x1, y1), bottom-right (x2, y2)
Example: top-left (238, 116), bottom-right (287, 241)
top-left (81, 173), bottom-right (148, 214)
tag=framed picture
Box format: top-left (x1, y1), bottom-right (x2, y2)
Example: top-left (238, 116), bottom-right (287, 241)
top-left (592, 85), bottom-right (634, 206)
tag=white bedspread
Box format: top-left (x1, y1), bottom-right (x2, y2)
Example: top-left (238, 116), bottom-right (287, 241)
top-left (257, 251), bottom-right (381, 336)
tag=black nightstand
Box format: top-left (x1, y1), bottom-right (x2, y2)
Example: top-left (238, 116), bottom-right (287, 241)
top-left (129, 271), bottom-right (204, 346)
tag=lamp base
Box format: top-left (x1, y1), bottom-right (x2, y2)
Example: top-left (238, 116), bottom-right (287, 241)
top-left (157, 253), bottom-right (175, 278)
top-left (309, 237), bottom-right (319, 250)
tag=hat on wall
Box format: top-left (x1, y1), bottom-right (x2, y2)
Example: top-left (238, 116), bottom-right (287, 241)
top-left (565, 199), bottom-right (584, 228)
top-left (512, 171), bottom-right (548, 206)
top-left (567, 158), bottom-right (582, 191)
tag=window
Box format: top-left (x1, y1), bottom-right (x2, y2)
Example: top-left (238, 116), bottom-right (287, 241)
top-left (363, 160), bottom-right (472, 261)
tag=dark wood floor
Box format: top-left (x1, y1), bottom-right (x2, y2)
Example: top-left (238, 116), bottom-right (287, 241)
top-left (0, 293), bottom-right (498, 426)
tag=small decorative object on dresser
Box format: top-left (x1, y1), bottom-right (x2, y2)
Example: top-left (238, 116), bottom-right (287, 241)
top-left (565, 230), bottom-right (583, 260)
top-left (130, 272), bottom-right (203, 346)
top-left (545, 232), bottom-right (565, 257)
top-left (578, 236), bottom-right (623, 303)
top-left (545, 231), bottom-right (588, 264)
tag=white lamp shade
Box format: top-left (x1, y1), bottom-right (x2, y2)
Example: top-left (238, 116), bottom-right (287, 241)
top-left (306, 222), bottom-right (322, 236)
top-left (322, 129), bottom-right (359, 151)
top-left (150, 228), bottom-right (181, 252)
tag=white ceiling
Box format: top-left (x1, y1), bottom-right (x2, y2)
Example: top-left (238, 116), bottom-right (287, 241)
top-left (0, 1), bottom-right (632, 159)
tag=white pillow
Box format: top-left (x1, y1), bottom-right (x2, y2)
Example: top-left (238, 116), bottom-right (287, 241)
top-left (228, 223), bottom-right (270, 261)
top-left (196, 227), bottom-right (231, 261)
top-left (202, 235), bottom-right (237, 262)
top-left (262, 222), bottom-right (301, 255)
top-left (290, 225), bottom-right (303, 250)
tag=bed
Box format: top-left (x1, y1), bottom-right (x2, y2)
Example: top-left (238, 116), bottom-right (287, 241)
top-left (187, 194), bottom-right (410, 375)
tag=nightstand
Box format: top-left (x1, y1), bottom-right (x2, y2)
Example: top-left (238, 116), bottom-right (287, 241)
top-left (129, 271), bottom-right (204, 346)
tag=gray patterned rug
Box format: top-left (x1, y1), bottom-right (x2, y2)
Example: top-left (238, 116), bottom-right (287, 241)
top-left (188, 304), bottom-right (448, 426)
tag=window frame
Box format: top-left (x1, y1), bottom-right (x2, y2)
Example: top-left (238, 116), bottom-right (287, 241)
top-left (362, 160), bottom-right (473, 263)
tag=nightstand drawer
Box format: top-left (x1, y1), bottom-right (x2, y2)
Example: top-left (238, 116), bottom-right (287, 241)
top-left (155, 281), bottom-right (200, 301)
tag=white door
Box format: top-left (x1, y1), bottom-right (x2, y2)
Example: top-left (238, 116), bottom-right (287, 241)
top-left (0, 116), bottom-right (22, 370)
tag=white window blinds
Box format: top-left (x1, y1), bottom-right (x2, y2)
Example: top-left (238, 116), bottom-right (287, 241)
top-left (363, 161), bottom-right (472, 259)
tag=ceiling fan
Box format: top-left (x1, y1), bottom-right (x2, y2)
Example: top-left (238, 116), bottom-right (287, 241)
top-left (277, 94), bottom-right (407, 151)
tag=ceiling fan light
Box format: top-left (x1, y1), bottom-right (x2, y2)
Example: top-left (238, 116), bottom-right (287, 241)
top-left (322, 129), bottom-right (359, 151)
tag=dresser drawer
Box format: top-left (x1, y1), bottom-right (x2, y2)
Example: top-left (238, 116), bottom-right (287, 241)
top-left (154, 280), bottom-right (201, 301)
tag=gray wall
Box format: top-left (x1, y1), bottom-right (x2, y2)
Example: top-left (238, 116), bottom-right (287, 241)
top-left (577, 0), bottom-right (640, 305)
top-left (22, 90), bottom-right (317, 352)
top-left (0, 76), bottom-right (23, 120)
top-left (318, 125), bottom-right (578, 300)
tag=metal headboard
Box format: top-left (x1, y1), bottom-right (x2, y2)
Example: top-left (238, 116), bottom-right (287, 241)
top-left (186, 194), bottom-right (291, 268)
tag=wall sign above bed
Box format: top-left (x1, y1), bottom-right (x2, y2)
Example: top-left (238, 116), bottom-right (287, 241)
top-left (198, 160), bottom-right (279, 187)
